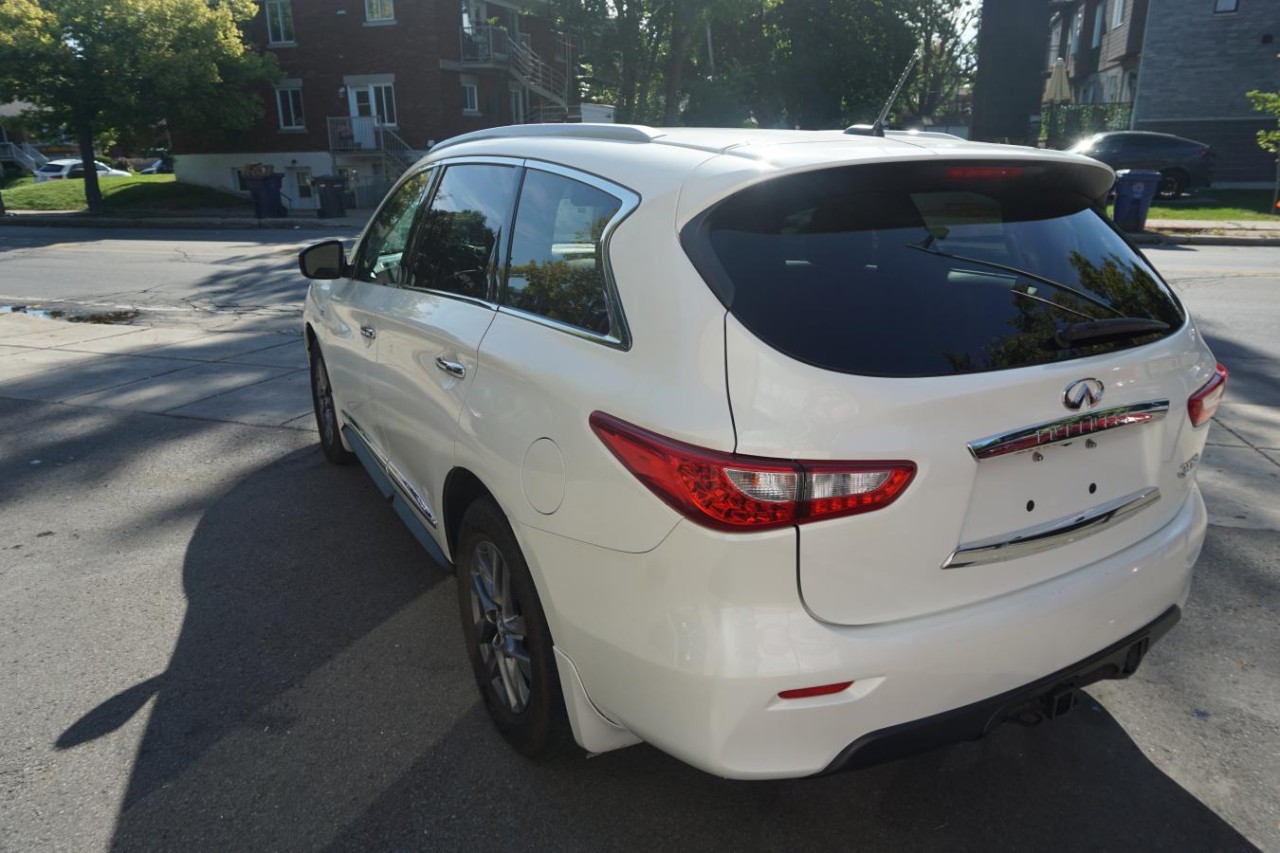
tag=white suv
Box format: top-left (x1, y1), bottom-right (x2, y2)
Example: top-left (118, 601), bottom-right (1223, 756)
top-left (299, 125), bottom-right (1225, 779)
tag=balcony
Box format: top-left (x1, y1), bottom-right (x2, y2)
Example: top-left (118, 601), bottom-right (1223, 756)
top-left (460, 25), bottom-right (511, 65)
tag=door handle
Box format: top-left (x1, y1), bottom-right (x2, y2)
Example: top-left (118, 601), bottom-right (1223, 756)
top-left (434, 357), bottom-right (466, 379)
top-left (360, 325), bottom-right (377, 340)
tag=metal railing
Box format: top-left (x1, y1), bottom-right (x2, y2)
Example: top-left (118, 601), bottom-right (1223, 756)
top-left (0, 141), bottom-right (49, 173)
top-left (459, 26), bottom-right (568, 107)
top-left (460, 25), bottom-right (510, 63)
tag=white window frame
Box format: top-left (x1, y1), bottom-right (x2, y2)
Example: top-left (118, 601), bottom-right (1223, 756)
top-left (1213, 0), bottom-right (1238, 12)
top-left (265, 0), bottom-right (295, 45)
top-left (365, 0), bottom-right (395, 23)
top-left (275, 86), bottom-right (305, 130)
top-left (1111, 0), bottom-right (1125, 29)
top-left (510, 85), bottom-right (526, 123)
top-left (371, 83), bottom-right (397, 126)
top-left (1092, 4), bottom-right (1105, 47)
top-left (462, 76), bottom-right (479, 114)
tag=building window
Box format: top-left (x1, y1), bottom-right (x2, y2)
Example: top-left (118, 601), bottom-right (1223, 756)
top-left (275, 87), bottom-right (305, 130)
top-left (265, 0), bottom-right (294, 45)
top-left (353, 83), bottom-right (397, 126)
top-left (232, 169), bottom-right (250, 193)
top-left (1092, 4), bottom-right (1105, 46)
top-left (1068, 9), bottom-right (1082, 54)
top-left (1111, 0), bottom-right (1125, 28)
top-left (365, 0), bottom-right (394, 22)
top-left (1213, 0), bottom-right (1238, 11)
top-left (462, 79), bottom-right (479, 114)
top-left (510, 86), bottom-right (526, 123)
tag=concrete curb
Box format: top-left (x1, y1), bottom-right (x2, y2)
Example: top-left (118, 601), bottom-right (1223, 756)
top-left (1131, 232), bottom-right (1280, 247)
top-left (0, 213), bottom-right (361, 230)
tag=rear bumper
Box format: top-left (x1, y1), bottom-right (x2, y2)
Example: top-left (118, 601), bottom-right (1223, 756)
top-left (522, 485), bottom-right (1206, 780)
top-left (822, 604), bottom-right (1180, 774)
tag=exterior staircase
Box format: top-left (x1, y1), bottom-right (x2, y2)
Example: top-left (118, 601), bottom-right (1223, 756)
top-left (459, 26), bottom-right (568, 109)
top-left (0, 141), bottom-right (49, 174)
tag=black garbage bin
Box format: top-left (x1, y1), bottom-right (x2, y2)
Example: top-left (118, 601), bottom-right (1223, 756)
top-left (245, 174), bottom-right (287, 219)
top-left (1112, 169), bottom-right (1160, 233)
top-left (313, 176), bottom-right (347, 219)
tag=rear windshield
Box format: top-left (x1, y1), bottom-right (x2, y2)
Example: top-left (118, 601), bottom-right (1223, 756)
top-left (682, 161), bottom-right (1185, 377)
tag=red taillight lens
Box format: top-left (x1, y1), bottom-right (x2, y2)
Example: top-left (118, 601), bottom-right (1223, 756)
top-left (778, 681), bottom-right (854, 700)
top-left (1188, 363), bottom-right (1228, 427)
top-left (589, 412), bottom-right (915, 531)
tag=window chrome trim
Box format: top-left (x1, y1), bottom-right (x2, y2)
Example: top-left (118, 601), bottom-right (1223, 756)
top-left (967, 400), bottom-right (1170, 462)
top-left (942, 487), bottom-right (1161, 569)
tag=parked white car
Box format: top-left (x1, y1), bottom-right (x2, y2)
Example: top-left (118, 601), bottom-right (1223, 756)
top-left (298, 125), bottom-right (1225, 779)
top-left (33, 159), bottom-right (130, 182)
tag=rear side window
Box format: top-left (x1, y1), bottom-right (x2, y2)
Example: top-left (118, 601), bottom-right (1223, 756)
top-left (503, 169), bottom-right (623, 336)
top-left (683, 161), bottom-right (1184, 377)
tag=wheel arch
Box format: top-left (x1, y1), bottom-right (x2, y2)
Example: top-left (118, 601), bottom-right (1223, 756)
top-left (442, 467), bottom-right (498, 563)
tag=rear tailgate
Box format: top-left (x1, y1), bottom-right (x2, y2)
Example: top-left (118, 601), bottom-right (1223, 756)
top-left (685, 156), bottom-right (1220, 625)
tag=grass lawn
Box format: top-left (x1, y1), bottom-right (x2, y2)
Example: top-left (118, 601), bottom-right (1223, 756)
top-left (1143, 188), bottom-right (1280, 222)
top-left (1, 173), bottom-right (250, 213)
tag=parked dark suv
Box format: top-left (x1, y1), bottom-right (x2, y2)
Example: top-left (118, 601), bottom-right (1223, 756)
top-left (1070, 131), bottom-right (1213, 199)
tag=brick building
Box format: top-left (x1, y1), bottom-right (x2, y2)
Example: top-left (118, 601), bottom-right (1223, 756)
top-left (177, 0), bottom-right (587, 211)
top-left (977, 0), bottom-right (1278, 183)
top-left (1133, 0), bottom-right (1279, 184)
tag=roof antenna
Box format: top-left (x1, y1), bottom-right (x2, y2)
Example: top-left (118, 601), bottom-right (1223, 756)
top-left (845, 51), bottom-right (919, 137)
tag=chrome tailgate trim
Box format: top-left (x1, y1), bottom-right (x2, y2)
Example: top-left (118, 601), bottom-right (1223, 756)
top-left (967, 400), bottom-right (1170, 462)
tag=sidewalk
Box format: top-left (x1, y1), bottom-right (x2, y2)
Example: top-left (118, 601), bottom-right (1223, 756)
top-left (0, 312), bottom-right (315, 432)
top-left (1132, 218), bottom-right (1280, 246)
top-left (0, 208), bottom-right (370, 231)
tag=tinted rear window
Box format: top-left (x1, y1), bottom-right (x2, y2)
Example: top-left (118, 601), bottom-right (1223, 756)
top-left (683, 161), bottom-right (1184, 377)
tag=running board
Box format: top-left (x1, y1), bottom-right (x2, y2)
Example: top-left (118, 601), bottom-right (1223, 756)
top-left (341, 421), bottom-right (452, 571)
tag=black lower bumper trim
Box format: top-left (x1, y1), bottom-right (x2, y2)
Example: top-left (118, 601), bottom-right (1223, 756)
top-left (820, 605), bottom-right (1181, 775)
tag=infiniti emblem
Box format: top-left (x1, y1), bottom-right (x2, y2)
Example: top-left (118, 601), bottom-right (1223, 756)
top-left (1063, 378), bottom-right (1105, 410)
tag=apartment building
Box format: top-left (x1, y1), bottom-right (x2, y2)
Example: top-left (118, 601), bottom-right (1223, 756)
top-left (176, 0), bottom-right (582, 211)
top-left (1133, 0), bottom-right (1279, 184)
top-left (977, 0), bottom-right (1278, 183)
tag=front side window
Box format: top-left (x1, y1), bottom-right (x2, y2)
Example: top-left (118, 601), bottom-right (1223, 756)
top-left (406, 164), bottom-right (520, 300)
top-left (275, 87), bottom-right (305, 129)
top-left (504, 170), bottom-right (623, 336)
top-left (684, 161), bottom-right (1184, 378)
top-left (265, 0), bottom-right (294, 44)
top-left (353, 170), bottom-right (434, 285)
top-left (366, 0), bottom-right (394, 22)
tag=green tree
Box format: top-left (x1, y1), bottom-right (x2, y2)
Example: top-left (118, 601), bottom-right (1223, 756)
top-left (1245, 89), bottom-right (1280, 154)
top-left (0, 0), bottom-right (277, 213)
top-left (901, 0), bottom-right (977, 124)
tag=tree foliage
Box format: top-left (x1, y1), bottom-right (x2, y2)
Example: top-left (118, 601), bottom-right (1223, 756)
top-left (1246, 89), bottom-right (1280, 155)
top-left (0, 0), bottom-right (277, 212)
top-left (553, 0), bottom-right (973, 130)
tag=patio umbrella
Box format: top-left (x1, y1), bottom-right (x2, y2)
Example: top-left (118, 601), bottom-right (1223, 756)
top-left (1043, 58), bottom-right (1073, 104)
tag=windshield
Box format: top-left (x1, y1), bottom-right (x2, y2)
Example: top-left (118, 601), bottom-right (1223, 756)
top-left (683, 161), bottom-right (1184, 378)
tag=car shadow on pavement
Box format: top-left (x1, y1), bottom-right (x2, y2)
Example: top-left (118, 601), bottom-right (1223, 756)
top-left (46, 440), bottom-right (1256, 851)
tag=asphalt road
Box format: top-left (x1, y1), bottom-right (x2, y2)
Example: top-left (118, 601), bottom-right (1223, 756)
top-left (0, 231), bottom-right (1277, 851)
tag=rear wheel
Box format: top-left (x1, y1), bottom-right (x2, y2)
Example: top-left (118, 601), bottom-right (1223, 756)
top-left (455, 497), bottom-right (569, 758)
top-left (309, 345), bottom-right (355, 466)
top-left (1157, 169), bottom-right (1188, 200)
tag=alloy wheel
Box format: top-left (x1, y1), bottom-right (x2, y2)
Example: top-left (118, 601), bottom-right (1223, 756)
top-left (468, 540), bottom-right (532, 713)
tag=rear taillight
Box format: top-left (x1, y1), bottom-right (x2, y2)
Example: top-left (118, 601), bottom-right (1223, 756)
top-left (589, 412), bottom-right (915, 531)
top-left (1188, 363), bottom-right (1227, 427)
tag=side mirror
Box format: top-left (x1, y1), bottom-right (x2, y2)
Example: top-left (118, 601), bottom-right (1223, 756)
top-left (299, 240), bottom-right (349, 279)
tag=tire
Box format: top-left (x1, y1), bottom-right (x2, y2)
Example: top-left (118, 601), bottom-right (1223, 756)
top-left (455, 497), bottom-right (570, 758)
top-left (1157, 170), bottom-right (1188, 200)
top-left (309, 344), bottom-right (356, 466)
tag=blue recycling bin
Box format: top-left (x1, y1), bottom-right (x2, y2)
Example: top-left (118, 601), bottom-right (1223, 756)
top-left (1112, 169), bottom-right (1161, 233)
top-left (246, 173), bottom-right (287, 219)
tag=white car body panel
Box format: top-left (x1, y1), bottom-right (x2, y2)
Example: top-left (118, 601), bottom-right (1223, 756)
top-left (302, 125), bottom-right (1220, 779)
